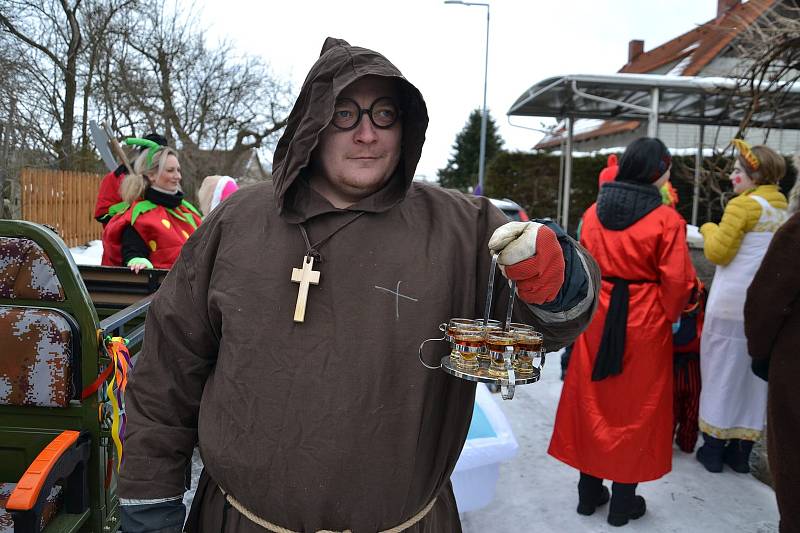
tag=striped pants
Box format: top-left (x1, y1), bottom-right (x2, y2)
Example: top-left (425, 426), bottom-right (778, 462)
top-left (673, 353), bottom-right (701, 453)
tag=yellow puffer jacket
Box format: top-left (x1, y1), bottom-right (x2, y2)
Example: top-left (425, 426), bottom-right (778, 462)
top-left (700, 184), bottom-right (787, 266)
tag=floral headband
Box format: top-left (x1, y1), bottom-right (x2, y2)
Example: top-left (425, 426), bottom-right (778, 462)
top-left (124, 137), bottom-right (162, 168)
top-left (732, 139), bottom-right (760, 172)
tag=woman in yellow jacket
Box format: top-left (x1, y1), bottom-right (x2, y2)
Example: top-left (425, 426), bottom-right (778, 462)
top-left (696, 140), bottom-right (788, 474)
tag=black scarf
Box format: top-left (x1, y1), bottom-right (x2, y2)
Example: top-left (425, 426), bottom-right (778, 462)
top-left (592, 277), bottom-right (657, 381)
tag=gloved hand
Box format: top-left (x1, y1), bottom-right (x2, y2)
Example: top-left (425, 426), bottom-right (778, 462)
top-left (127, 257), bottom-right (154, 274)
top-left (488, 221), bottom-right (565, 305)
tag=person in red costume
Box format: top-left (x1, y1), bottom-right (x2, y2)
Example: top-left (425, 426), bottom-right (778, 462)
top-left (549, 137), bottom-right (696, 527)
top-left (94, 133), bottom-right (168, 225)
top-left (101, 141), bottom-right (202, 272)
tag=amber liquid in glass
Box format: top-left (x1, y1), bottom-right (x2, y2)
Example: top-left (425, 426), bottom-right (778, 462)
top-left (453, 330), bottom-right (483, 370)
top-left (486, 335), bottom-right (515, 378)
top-left (514, 337), bottom-right (542, 374)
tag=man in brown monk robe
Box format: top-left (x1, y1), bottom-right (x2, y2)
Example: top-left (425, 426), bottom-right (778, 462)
top-left (119, 37), bottom-right (600, 533)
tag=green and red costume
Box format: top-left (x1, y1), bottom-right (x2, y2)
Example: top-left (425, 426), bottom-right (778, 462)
top-left (102, 194), bottom-right (202, 269)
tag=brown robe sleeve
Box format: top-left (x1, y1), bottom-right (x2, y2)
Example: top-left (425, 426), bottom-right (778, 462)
top-left (119, 233), bottom-right (220, 499)
top-left (745, 212), bottom-right (800, 360)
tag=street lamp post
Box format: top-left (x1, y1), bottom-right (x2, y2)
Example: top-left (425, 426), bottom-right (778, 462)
top-left (445, 0), bottom-right (490, 195)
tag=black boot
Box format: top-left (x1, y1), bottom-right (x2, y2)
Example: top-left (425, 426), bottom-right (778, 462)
top-left (723, 439), bottom-right (754, 473)
top-left (576, 472), bottom-right (610, 516)
top-left (607, 482), bottom-right (646, 527)
top-left (696, 433), bottom-right (726, 473)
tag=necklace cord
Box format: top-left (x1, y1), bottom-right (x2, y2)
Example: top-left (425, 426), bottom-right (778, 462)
top-left (297, 212), bottom-right (366, 263)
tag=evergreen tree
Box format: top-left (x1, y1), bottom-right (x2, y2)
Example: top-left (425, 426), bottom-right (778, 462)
top-left (437, 109), bottom-right (504, 192)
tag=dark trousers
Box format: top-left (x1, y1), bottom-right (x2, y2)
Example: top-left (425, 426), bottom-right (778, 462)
top-left (673, 353), bottom-right (701, 453)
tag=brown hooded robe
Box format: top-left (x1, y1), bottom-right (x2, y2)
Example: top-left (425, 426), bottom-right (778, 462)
top-left (745, 211), bottom-right (800, 533)
top-left (119, 37), bottom-right (599, 532)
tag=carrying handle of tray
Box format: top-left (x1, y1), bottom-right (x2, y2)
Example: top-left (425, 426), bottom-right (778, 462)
top-left (418, 323), bottom-right (448, 370)
top-left (500, 347), bottom-right (516, 400)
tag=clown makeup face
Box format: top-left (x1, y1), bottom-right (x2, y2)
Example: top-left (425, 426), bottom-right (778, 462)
top-left (729, 160), bottom-right (755, 195)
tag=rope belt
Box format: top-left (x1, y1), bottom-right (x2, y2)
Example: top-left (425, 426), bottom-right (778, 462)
top-left (223, 491), bottom-right (438, 533)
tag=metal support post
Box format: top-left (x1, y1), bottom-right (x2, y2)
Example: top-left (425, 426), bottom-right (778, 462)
top-left (692, 124), bottom-right (705, 226)
top-left (648, 87), bottom-right (660, 138)
top-left (477, 6), bottom-right (490, 194)
top-left (557, 139), bottom-right (564, 226)
top-left (562, 117), bottom-right (574, 232)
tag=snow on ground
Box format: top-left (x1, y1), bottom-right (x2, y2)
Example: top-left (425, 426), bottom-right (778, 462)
top-left (69, 240), bottom-right (103, 266)
top-left (460, 352), bottom-right (779, 533)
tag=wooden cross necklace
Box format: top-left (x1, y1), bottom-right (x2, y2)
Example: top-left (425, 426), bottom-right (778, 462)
top-left (291, 212), bottom-right (366, 323)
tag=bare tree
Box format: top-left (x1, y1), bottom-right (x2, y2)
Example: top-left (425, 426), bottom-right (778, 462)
top-left (684, 1), bottom-right (799, 223)
top-left (94, 2), bottom-right (293, 197)
top-left (0, 0), bottom-right (85, 169)
top-left (0, 0), bottom-right (139, 171)
top-left (731, 1), bottom-right (800, 139)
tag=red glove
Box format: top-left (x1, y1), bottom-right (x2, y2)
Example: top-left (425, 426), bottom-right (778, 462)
top-left (488, 222), bottom-right (565, 305)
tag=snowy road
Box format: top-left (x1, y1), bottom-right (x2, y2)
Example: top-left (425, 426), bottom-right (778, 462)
top-left (459, 353), bottom-right (779, 533)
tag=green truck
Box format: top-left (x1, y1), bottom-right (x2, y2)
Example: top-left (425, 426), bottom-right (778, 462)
top-left (0, 220), bottom-right (164, 533)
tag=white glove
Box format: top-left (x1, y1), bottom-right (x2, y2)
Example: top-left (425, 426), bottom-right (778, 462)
top-left (488, 221), bottom-right (544, 265)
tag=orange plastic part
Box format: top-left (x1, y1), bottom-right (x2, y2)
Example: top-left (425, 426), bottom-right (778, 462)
top-left (5, 430), bottom-right (80, 511)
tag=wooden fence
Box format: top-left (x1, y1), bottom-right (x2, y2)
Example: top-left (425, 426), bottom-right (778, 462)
top-left (21, 168), bottom-right (103, 247)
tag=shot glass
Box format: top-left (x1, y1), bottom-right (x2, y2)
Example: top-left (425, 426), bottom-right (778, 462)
top-left (475, 319), bottom-right (501, 369)
top-left (485, 331), bottom-right (516, 378)
top-left (451, 321), bottom-right (484, 371)
top-left (508, 322), bottom-right (534, 333)
top-left (514, 330), bottom-right (543, 375)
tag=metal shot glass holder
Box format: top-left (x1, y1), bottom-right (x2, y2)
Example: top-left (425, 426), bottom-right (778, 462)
top-left (418, 253), bottom-right (545, 400)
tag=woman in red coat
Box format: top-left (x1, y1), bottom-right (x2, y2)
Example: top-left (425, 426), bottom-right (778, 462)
top-left (549, 137), bottom-right (696, 527)
top-left (102, 143), bottom-right (202, 271)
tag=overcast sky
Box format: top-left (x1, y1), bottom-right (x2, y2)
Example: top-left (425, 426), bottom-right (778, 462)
top-left (200, 0), bottom-right (718, 181)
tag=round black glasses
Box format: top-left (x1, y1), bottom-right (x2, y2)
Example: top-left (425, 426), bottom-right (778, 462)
top-left (331, 97), bottom-right (400, 131)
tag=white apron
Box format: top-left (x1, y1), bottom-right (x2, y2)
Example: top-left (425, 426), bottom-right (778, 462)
top-left (699, 195), bottom-right (787, 441)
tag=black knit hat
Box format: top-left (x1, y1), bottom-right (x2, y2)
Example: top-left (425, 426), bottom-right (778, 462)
top-left (616, 137), bottom-right (672, 184)
top-left (141, 133), bottom-right (168, 149)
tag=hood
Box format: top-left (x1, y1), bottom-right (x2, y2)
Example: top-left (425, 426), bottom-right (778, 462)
top-left (272, 37), bottom-right (429, 223)
top-left (596, 181), bottom-right (663, 230)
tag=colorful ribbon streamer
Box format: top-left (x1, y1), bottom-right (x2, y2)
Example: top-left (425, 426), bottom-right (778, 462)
top-left (104, 336), bottom-right (133, 470)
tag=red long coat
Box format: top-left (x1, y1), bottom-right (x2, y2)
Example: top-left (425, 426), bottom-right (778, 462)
top-left (549, 203), bottom-right (695, 483)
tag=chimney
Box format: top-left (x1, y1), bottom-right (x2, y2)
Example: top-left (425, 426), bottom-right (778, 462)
top-left (628, 40), bottom-right (644, 63)
top-left (717, 0), bottom-right (740, 18)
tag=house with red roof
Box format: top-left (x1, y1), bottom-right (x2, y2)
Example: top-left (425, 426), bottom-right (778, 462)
top-left (535, 0), bottom-right (799, 153)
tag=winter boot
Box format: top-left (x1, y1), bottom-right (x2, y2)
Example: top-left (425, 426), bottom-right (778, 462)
top-left (607, 482), bottom-right (646, 527)
top-left (696, 433), bottom-right (726, 473)
top-left (723, 439), bottom-right (754, 473)
top-left (576, 472), bottom-right (610, 516)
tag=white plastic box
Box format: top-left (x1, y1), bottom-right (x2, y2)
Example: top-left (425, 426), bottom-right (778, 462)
top-left (452, 383), bottom-right (519, 513)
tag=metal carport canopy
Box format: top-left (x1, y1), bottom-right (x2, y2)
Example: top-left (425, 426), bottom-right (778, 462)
top-left (506, 72), bottom-right (800, 228)
top-left (508, 73), bottom-right (800, 128)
